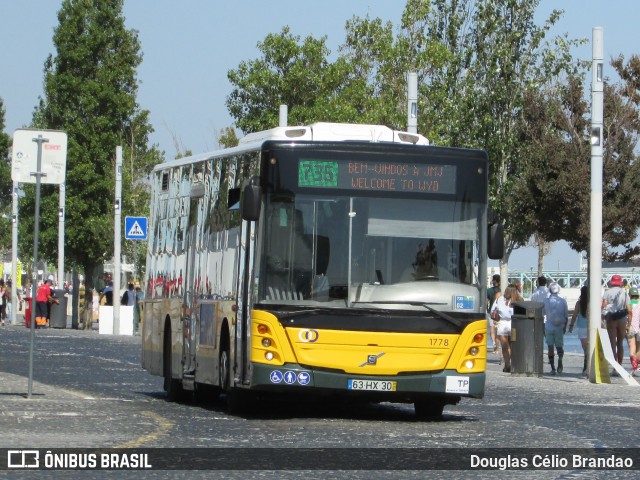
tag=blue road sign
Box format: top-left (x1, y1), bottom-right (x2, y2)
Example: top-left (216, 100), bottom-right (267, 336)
top-left (125, 216), bottom-right (148, 240)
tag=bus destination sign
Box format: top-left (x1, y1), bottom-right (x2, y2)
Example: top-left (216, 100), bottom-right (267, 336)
top-left (298, 159), bottom-right (456, 194)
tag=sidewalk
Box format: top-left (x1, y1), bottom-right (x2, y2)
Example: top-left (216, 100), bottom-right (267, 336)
top-left (7, 307), bottom-right (116, 332)
top-left (0, 324), bottom-right (158, 449)
top-left (485, 342), bottom-right (639, 386)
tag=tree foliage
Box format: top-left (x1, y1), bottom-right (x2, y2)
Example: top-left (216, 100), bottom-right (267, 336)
top-left (217, 127), bottom-right (239, 149)
top-left (517, 56), bottom-right (640, 261)
top-left (227, 27), bottom-right (347, 132)
top-left (0, 98), bottom-right (12, 252)
top-left (20, 0), bottom-right (161, 321)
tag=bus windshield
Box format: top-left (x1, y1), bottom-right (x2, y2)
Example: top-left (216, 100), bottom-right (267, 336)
top-left (258, 193), bottom-right (483, 312)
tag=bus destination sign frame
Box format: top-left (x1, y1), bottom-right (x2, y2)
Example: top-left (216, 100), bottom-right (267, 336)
top-left (298, 158), bottom-right (456, 194)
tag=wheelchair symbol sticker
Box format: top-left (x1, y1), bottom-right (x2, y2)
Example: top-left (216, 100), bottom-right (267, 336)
top-left (269, 370), bottom-right (283, 383)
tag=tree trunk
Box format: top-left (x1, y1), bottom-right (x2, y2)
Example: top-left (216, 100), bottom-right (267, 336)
top-left (71, 269), bottom-right (79, 329)
top-left (500, 232), bottom-right (515, 291)
top-left (500, 258), bottom-right (510, 292)
top-left (537, 245), bottom-right (544, 277)
top-left (82, 263), bottom-right (97, 330)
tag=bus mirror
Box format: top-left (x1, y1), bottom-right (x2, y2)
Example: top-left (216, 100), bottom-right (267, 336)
top-left (488, 223), bottom-right (504, 260)
top-left (242, 183), bottom-right (262, 221)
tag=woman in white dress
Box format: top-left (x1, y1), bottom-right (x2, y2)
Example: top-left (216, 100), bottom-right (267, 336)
top-left (490, 284), bottom-right (522, 372)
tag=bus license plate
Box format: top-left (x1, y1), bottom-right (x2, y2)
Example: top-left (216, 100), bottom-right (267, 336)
top-left (348, 379), bottom-right (396, 391)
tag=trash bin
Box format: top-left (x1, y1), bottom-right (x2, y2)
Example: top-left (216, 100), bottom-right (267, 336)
top-left (49, 289), bottom-right (68, 329)
top-left (24, 297), bottom-right (33, 328)
top-left (510, 301), bottom-right (544, 377)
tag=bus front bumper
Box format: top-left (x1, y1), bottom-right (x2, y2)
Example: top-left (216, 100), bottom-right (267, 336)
top-left (250, 362), bottom-right (485, 399)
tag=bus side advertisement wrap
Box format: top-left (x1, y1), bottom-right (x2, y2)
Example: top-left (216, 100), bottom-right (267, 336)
top-left (298, 158), bottom-right (457, 194)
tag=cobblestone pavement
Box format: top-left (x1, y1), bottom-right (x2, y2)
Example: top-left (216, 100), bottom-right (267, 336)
top-left (1, 323), bottom-right (639, 479)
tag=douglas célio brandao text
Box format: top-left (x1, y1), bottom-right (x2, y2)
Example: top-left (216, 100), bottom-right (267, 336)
top-left (470, 454), bottom-right (634, 470)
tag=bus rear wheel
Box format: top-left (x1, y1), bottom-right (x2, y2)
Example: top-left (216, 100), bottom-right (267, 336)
top-left (414, 399), bottom-right (445, 421)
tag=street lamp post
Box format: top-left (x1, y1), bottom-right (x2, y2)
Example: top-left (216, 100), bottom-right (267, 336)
top-left (588, 27), bottom-right (604, 383)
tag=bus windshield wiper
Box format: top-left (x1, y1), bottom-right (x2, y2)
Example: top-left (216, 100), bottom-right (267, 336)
top-left (269, 308), bottom-right (327, 320)
top-left (351, 301), bottom-right (462, 328)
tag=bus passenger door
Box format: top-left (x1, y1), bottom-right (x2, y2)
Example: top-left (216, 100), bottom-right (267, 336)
top-left (182, 196), bottom-right (200, 376)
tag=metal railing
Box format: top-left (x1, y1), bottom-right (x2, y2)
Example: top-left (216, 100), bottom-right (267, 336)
top-left (506, 270), bottom-right (640, 294)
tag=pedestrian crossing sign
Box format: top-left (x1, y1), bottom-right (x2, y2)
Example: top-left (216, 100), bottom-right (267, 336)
top-left (125, 216), bottom-right (148, 240)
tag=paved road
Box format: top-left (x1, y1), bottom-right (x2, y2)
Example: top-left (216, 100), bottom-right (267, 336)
top-left (0, 324), bottom-right (639, 479)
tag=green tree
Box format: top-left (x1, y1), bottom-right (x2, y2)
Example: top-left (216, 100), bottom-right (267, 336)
top-left (217, 127), bottom-right (239, 148)
top-left (518, 58), bottom-right (640, 262)
top-left (511, 77), bottom-right (590, 263)
top-left (0, 98), bottom-right (12, 252)
top-left (227, 26), bottom-right (345, 132)
top-left (22, 0), bottom-right (161, 327)
top-left (602, 55), bottom-right (640, 259)
top-left (340, 0), bottom-right (468, 140)
top-left (461, 1), bottom-right (584, 280)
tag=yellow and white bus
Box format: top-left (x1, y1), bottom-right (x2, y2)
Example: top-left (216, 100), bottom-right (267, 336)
top-left (141, 122), bottom-right (503, 419)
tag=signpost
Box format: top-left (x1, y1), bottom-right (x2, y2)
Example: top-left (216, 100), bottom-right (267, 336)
top-left (124, 216), bottom-right (147, 334)
top-left (125, 217), bottom-right (148, 240)
top-left (11, 129), bottom-right (67, 184)
top-left (12, 129), bottom-right (67, 398)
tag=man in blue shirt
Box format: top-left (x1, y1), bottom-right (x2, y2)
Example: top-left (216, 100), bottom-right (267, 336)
top-left (543, 283), bottom-right (569, 375)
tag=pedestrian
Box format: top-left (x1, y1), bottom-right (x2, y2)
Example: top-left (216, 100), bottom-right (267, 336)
top-left (569, 286), bottom-right (589, 376)
top-left (543, 282), bottom-right (569, 375)
top-left (486, 274), bottom-right (501, 354)
top-left (121, 283), bottom-right (136, 306)
top-left (100, 281), bottom-right (114, 306)
top-left (6, 280), bottom-right (16, 325)
top-left (489, 284), bottom-right (522, 372)
top-left (602, 274), bottom-right (630, 375)
top-left (0, 279), bottom-right (7, 325)
top-left (531, 276), bottom-right (549, 302)
top-left (134, 284), bottom-right (144, 333)
top-left (626, 287), bottom-right (640, 377)
top-left (15, 283), bottom-right (23, 316)
top-left (35, 276), bottom-right (59, 328)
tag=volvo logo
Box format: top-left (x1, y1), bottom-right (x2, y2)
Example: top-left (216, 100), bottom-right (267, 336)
top-left (359, 352), bottom-right (385, 367)
top-left (298, 329), bottom-right (319, 343)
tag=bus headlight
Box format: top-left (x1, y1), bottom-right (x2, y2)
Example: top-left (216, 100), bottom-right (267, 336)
top-left (465, 360), bottom-right (474, 369)
top-left (469, 346), bottom-right (479, 356)
top-left (262, 338), bottom-right (272, 348)
top-left (265, 352), bottom-right (274, 361)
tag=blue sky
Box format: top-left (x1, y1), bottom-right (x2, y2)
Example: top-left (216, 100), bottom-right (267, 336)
top-left (1, 0), bottom-right (638, 270)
